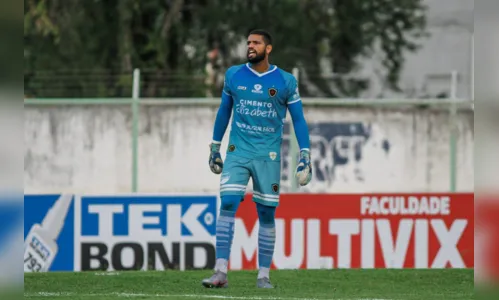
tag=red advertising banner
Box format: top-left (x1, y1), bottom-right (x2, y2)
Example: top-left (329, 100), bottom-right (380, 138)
top-left (229, 193), bottom-right (474, 270)
top-left (475, 195), bottom-right (499, 281)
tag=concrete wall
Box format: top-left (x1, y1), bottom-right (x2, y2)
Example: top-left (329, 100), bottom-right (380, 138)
top-left (24, 104), bottom-right (473, 194)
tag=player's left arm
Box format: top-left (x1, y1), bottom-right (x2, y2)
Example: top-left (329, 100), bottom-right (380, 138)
top-left (287, 79), bottom-right (312, 186)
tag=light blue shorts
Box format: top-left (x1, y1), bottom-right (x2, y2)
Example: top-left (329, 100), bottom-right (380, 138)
top-left (219, 154), bottom-right (281, 207)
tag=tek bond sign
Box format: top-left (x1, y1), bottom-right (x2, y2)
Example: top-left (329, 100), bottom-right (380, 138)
top-left (24, 194), bottom-right (217, 272)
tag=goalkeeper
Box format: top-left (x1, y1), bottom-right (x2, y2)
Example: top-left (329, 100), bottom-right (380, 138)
top-left (202, 29), bottom-right (312, 289)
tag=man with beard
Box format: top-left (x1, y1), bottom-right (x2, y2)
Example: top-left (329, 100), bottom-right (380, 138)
top-left (203, 29), bottom-right (312, 289)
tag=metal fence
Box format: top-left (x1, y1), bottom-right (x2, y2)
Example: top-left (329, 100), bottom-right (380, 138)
top-left (24, 65), bottom-right (472, 100)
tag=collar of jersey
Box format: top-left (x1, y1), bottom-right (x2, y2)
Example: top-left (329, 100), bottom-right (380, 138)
top-left (245, 63), bottom-right (278, 77)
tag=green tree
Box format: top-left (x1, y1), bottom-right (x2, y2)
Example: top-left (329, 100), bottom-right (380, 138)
top-left (24, 0), bottom-right (428, 98)
top-left (193, 0), bottom-right (428, 97)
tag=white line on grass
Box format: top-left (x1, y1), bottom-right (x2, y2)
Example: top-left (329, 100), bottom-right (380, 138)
top-left (24, 292), bottom-right (391, 300)
top-left (94, 272), bottom-right (121, 276)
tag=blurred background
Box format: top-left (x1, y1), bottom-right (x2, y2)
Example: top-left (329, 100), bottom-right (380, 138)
top-left (24, 0), bottom-right (474, 195)
top-left (24, 0), bottom-right (473, 99)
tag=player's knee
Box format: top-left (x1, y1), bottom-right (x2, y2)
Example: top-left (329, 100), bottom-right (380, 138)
top-left (220, 195), bottom-right (242, 212)
top-left (256, 203), bottom-right (276, 226)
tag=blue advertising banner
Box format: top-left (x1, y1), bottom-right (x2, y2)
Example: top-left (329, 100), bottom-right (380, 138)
top-left (24, 194), bottom-right (75, 272)
top-left (24, 194), bottom-right (218, 272)
top-left (1, 196), bottom-right (24, 284)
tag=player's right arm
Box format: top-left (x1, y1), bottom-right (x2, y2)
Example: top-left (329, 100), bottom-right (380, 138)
top-left (209, 69), bottom-right (234, 174)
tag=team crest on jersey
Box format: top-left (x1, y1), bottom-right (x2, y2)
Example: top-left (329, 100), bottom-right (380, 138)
top-left (228, 145), bottom-right (236, 152)
top-left (268, 88), bottom-right (277, 97)
top-left (271, 183), bottom-right (279, 194)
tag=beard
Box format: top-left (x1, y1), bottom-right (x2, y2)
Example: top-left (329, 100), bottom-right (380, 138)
top-left (247, 51), bottom-right (266, 64)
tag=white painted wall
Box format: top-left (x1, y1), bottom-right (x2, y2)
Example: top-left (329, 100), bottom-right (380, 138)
top-left (24, 104), bottom-right (473, 194)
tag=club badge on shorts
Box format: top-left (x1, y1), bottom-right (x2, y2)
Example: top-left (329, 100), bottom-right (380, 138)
top-left (269, 152), bottom-right (277, 160)
top-left (271, 183), bottom-right (279, 193)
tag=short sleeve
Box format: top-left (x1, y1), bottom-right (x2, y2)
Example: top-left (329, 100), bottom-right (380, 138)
top-left (286, 77), bottom-right (301, 105)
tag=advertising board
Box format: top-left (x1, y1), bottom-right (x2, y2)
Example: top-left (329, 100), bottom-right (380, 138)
top-left (230, 193), bottom-right (474, 270)
top-left (24, 194), bottom-right (217, 272)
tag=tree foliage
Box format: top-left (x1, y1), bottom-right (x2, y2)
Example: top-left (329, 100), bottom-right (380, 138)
top-left (24, 0), bottom-right (428, 98)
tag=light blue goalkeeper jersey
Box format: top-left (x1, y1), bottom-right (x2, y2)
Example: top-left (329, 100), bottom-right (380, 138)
top-left (221, 63), bottom-right (302, 162)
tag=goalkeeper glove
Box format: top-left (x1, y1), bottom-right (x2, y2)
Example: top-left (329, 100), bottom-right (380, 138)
top-left (295, 149), bottom-right (312, 186)
top-left (208, 142), bottom-right (223, 174)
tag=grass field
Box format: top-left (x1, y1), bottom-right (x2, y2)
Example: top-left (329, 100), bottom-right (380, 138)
top-left (24, 269), bottom-right (473, 300)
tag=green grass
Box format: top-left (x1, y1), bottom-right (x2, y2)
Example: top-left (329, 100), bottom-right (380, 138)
top-left (24, 269), bottom-right (474, 300)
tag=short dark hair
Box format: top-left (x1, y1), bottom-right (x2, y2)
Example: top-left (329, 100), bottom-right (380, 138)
top-left (248, 29), bottom-right (272, 45)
